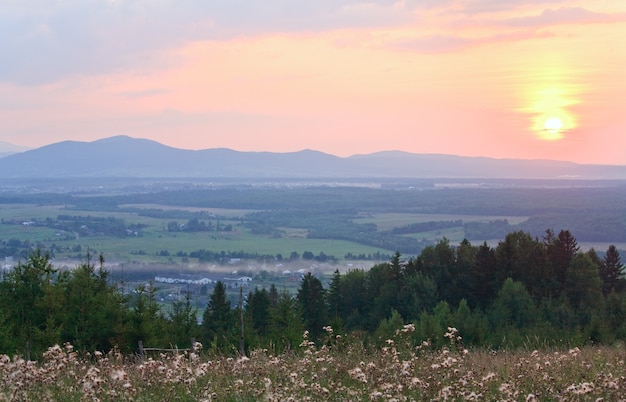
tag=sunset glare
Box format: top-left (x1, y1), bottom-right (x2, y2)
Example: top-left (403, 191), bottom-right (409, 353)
top-left (1, 1), bottom-right (625, 165)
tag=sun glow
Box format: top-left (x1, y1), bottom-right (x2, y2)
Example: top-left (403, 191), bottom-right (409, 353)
top-left (542, 116), bottom-right (565, 140)
top-left (522, 86), bottom-right (579, 142)
top-left (544, 117), bottom-right (563, 132)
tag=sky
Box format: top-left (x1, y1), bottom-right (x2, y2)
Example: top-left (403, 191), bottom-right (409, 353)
top-left (1, 1), bottom-right (625, 165)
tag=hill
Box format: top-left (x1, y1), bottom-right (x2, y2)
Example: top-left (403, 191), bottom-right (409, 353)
top-left (0, 135), bottom-right (624, 179)
top-left (0, 140), bottom-right (30, 159)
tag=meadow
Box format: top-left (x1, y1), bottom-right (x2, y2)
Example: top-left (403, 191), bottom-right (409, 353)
top-left (3, 327), bottom-right (624, 401)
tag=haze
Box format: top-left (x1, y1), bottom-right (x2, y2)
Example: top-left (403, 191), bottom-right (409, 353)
top-left (2, 1), bottom-right (625, 165)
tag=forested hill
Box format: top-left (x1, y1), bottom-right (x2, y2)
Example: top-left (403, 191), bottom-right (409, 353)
top-left (1, 135), bottom-right (626, 179)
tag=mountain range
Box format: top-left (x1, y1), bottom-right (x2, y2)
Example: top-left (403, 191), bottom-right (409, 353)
top-left (0, 135), bottom-right (625, 180)
top-left (0, 141), bottom-right (31, 159)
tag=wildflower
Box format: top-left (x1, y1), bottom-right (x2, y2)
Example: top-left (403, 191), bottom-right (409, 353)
top-left (348, 367), bottom-right (368, 383)
top-left (444, 327), bottom-right (459, 340)
top-left (482, 372), bottom-right (496, 382)
top-left (439, 385), bottom-right (453, 399)
top-left (110, 369), bottom-right (127, 382)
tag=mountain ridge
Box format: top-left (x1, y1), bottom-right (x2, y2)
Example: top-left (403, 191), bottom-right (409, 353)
top-left (0, 135), bottom-right (624, 180)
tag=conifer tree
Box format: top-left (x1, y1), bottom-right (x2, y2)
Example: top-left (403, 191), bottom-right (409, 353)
top-left (168, 289), bottom-right (199, 348)
top-left (297, 273), bottom-right (327, 341)
top-left (268, 290), bottom-right (304, 352)
top-left (600, 245), bottom-right (624, 295)
top-left (202, 281), bottom-right (234, 350)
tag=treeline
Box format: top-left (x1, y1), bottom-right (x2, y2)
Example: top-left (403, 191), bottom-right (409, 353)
top-left (390, 220), bottom-right (463, 235)
top-left (2, 215), bottom-right (145, 239)
top-left (466, 216), bottom-right (626, 242)
top-left (210, 229), bottom-right (626, 351)
top-left (318, 230), bottom-right (626, 348)
top-left (2, 229), bottom-right (625, 360)
top-left (246, 209), bottom-right (426, 254)
top-left (167, 218), bottom-right (233, 233)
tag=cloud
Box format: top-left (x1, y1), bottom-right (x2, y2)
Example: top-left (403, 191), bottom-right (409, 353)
top-left (2, 1), bottom-right (625, 85)
top-left (454, 0), bottom-right (563, 14)
top-left (396, 29), bottom-right (554, 53)
top-left (503, 7), bottom-right (626, 27)
top-left (118, 89), bottom-right (171, 99)
top-left (0, 1), bottom-right (422, 85)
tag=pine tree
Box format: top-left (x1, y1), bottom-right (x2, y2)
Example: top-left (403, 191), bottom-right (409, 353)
top-left (127, 282), bottom-right (166, 351)
top-left (600, 245), bottom-right (624, 295)
top-left (297, 273), bottom-right (327, 341)
top-left (168, 289), bottom-right (199, 348)
top-left (268, 290), bottom-right (304, 352)
top-left (202, 281), bottom-right (234, 350)
top-left (2, 250), bottom-right (57, 359)
top-left (469, 241), bottom-right (498, 308)
top-left (62, 259), bottom-right (126, 352)
top-left (246, 287), bottom-right (271, 337)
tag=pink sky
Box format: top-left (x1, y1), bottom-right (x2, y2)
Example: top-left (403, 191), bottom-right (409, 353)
top-left (1, 1), bottom-right (625, 164)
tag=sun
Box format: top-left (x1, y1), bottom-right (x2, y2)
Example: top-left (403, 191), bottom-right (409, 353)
top-left (521, 85), bottom-right (579, 142)
top-left (539, 116), bottom-right (566, 141)
top-left (544, 117), bottom-right (563, 132)
top-left (532, 109), bottom-right (575, 141)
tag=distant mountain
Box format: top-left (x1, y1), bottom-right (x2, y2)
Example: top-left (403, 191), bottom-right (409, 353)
top-left (0, 135), bottom-right (624, 180)
top-left (0, 141), bottom-right (30, 158)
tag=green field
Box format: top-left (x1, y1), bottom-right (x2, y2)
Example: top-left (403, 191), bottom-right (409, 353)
top-left (0, 204), bottom-right (393, 264)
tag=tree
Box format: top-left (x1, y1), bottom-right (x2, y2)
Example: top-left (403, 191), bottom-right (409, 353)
top-left (326, 269), bottom-right (343, 329)
top-left (127, 282), bottom-right (167, 351)
top-left (338, 269), bottom-right (369, 331)
top-left (490, 278), bottom-right (536, 329)
top-left (419, 238), bottom-right (458, 303)
top-left (565, 253), bottom-right (604, 318)
top-left (600, 245), bottom-right (624, 295)
top-left (202, 281), bottom-right (234, 350)
top-left (546, 229), bottom-right (579, 287)
top-left (469, 242), bottom-right (498, 308)
top-left (168, 289), bottom-right (199, 348)
top-left (1, 250), bottom-right (58, 359)
top-left (297, 273), bottom-right (327, 340)
top-left (62, 259), bottom-right (126, 352)
top-left (396, 271), bottom-right (436, 322)
top-left (373, 309), bottom-right (404, 345)
top-left (246, 287), bottom-right (271, 337)
top-left (268, 290), bottom-right (304, 352)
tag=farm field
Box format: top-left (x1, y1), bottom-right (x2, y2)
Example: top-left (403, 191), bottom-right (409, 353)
top-left (0, 203), bottom-right (394, 281)
top-left (2, 203), bottom-right (532, 266)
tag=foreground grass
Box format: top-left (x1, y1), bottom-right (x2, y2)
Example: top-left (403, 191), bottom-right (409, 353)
top-left (2, 328), bottom-right (625, 401)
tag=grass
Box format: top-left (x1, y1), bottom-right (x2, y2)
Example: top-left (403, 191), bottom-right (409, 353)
top-left (2, 327), bottom-right (625, 401)
top-left (49, 231), bottom-right (390, 263)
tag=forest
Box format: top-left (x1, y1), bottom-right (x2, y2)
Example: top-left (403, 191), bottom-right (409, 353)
top-left (2, 228), bottom-right (624, 360)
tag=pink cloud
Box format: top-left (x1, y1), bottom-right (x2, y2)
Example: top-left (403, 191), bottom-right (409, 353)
top-left (395, 29), bottom-right (554, 53)
top-left (504, 7), bottom-right (626, 28)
